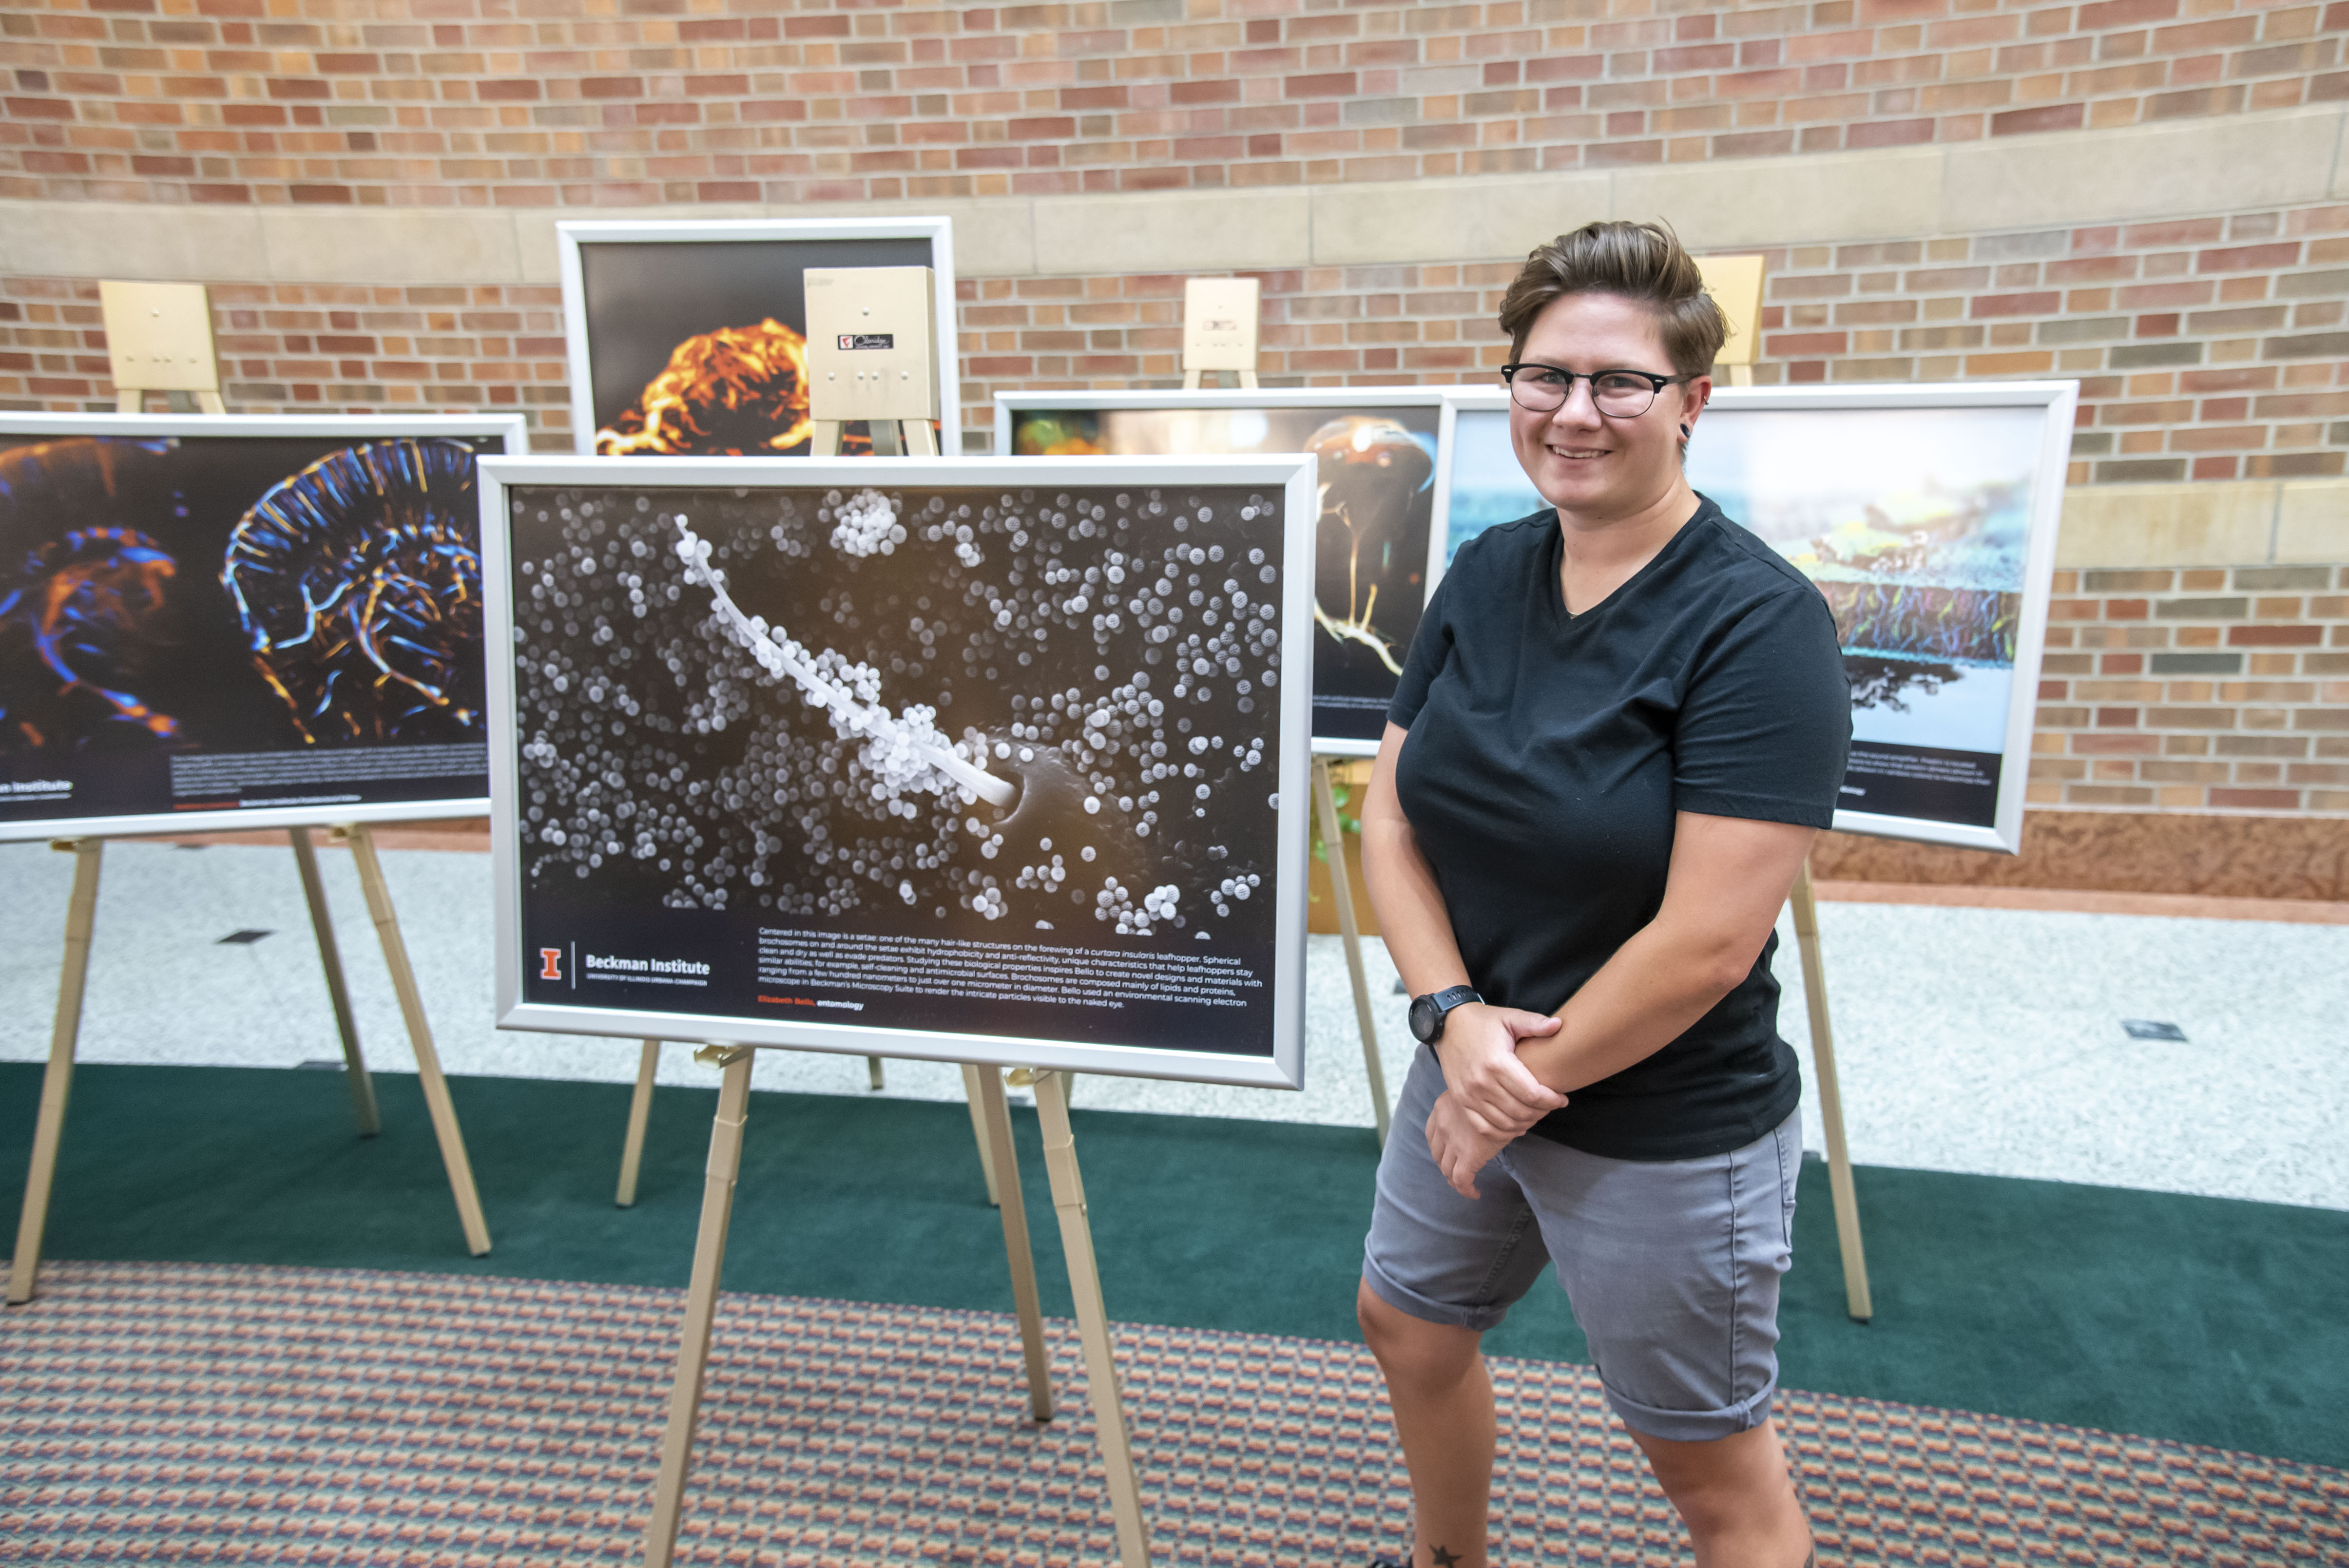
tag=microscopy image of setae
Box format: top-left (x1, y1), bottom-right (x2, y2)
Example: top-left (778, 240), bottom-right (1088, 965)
top-left (507, 480), bottom-right (1286, 946)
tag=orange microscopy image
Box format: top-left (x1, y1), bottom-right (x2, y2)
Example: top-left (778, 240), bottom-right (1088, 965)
top-left (596, 320), bottom-right (816, 457)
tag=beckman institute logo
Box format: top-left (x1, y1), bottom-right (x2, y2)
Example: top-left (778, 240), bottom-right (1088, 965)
top-left (538, 948), bottom-right (564, 981)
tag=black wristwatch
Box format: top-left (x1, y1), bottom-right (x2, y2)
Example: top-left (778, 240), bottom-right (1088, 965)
top-left (1407, 985), bottom-right (1483, 1045)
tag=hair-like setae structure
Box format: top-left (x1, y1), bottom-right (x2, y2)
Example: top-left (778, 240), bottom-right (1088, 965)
top-left (508, 482), bottom-right (1285, 940)
top-left (222, 438), bottom-right (486, 745)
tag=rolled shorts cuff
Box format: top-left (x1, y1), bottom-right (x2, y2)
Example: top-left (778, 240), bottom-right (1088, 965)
top-left (1600, 1373), bottom-right (1778, 1444)
top-left (1361, 1253), bottom-right (1510, 1333)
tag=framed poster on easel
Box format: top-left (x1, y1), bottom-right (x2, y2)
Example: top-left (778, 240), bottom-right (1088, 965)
top-left (479, 452), bottom-right (1316, 1568)
top-left (1435, 382), bottom-right (2077, 855)
top-left (558, 218), bottom-right (963, 459)
top-left (0, 414), bottom-right (525, 840)
top-left (2, 412), bottom-right (527, 1302)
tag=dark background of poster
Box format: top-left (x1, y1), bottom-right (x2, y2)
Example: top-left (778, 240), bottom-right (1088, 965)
top-left (1010, 404), bottom-right (1439, 746)
top-left (1839, 741), bottom-right (2001, 828)
top-left (0, 432), bottom-right (501, 827)
top-left (502, 478), bottom-right (1291, 1062)
top-left (578, 237), bottom-right (938, 442)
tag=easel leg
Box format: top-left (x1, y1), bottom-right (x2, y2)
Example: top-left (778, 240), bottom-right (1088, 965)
top-left (1790, 859), bottom-right (1872, 1322)
top-left (289, 826), bottom-right (379, 1137)
top-left (866, 1056), bottom-right (885, 1091)
top-left (8, 839), bottom-right (102, 1307)
top-left (809, 420), bottom-right (842, 456)
top-left (1030, 1070), bottom-right (1152, 1568)
top-left (1314, 759), bottom-right (1390, 1144)
top-left (960, 1063), bottom-right (1002, 1206)
top-left (904, 419), bottom-right (941, 456)
top-left (975, 1066), bottom-right (1054, 1423)
top-left (1181, 368), bottom-right (1202, 390)
top-left (617, 1039), bottom-right (661, 1208)
top-left (338, 824), bottom-right (492, 1257)
top-left (640, 1045), bottom-right (755, 1568)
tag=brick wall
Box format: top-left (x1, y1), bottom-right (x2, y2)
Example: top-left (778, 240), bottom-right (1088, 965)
top-left (2038, 565), bottom-right (2349, 810)
top-left (958, 202), bottom-right (2349, 482)
top-left (5, 197), bottom-right (2345, 482)
top-left (0, 0), bottom-right (2338, 206)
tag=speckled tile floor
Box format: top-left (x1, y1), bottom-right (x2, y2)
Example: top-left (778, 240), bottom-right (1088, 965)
top-left (3, 837), bottom-right (2344, 1209)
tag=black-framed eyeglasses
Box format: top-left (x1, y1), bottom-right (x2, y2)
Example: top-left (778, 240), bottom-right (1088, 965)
top-left (1501, 363), bottom-right (1691, 419)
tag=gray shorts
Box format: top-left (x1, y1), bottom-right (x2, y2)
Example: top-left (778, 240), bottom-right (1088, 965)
top-left (1362, 1047), bottom-right (1800, 1443)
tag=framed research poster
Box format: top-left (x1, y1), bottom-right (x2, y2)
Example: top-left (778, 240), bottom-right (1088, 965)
top-left (0, 413), bottom-right (526, 842)
top-left (558, 218), bottom-right (961, 459)
top-left (1431, 383), bottom-right (2078, 853)
top-left (995, 389), bottom-right (1446, 756)
top-left (480, 455), bottom-right (1316, 1087)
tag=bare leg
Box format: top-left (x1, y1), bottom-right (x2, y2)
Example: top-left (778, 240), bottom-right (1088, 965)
top-left (1630, 1418), bottom-right (1812, 1568)
top-left (1357, 1281), bottom-right (1494, 1568)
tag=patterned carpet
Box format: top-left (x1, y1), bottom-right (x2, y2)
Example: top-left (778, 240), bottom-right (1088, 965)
top-left (1, 1262), bottom-right (2342, 1565)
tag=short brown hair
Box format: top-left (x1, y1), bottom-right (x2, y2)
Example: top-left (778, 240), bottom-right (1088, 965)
top-left (1498, 220), bottom-right (1727, 379)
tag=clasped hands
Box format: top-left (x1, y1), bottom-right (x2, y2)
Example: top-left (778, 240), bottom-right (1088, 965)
top-left (1426, 1004), bottom-right (1567, 1199)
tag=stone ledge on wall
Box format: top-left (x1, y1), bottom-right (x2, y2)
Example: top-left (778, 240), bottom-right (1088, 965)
top-left (3, 104), bottom-right (2342, 287)
top-left (2057, 481), bottom-right (2349, 567)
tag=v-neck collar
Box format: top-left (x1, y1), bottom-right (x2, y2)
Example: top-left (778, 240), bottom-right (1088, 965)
top-left (1544, 496), bottom-right (1713, 632)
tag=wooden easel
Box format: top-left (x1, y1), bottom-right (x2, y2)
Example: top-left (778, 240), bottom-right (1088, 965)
top-left (1698, 254), bottom-right (1766, 390)
top-left (1313, 756), bottom-right (1392, 1144)
top-left (100, 279), bottom-right (228, 415)
top-left (629, 272), bottom-right (1147, 1561)
top-left (8, 825), bottom-right (491, 1305)
top-left (635, 1050), bottom-right (1147, 1566)
top-left (10, 330), bottom-right (494, 1304)
top-left (1181, 276), bottom-right (1260, 391)
top-left (1789, 859), bottom-right (1871, 1321)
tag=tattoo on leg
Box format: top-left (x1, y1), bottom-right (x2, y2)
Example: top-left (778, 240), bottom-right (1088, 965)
top-left (1429, 1548), bottom-right (1462, 1568)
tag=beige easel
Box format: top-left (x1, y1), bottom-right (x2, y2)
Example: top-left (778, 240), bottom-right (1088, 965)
top-left (612, 267), bottom-right (1010, 1211)
top-left (1313, 756), bottom-right (1391, 1145)
top-left (1789, 859), bottom-right (1870, 1320)
top-left (1698, 254), bottom-right (1767, 389)
top-left (10, 317), bottom-right (491, 1303)
top-left (8, 824), bottom-right (491, 1305)
top-left (634, 268), bottom-right (1147, 1563)
top-left (100, 279), bottom-right (228, 414)
top-left (635, 1049), bottom-right (1152, 1568)
top-left (1687, 253), bottom-right (1871, 1319)
top-left (1181, 277), bottom-right (1260, 390)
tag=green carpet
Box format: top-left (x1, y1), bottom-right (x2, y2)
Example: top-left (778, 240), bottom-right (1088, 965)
top-left (4, 1062), bottom-right (2345, 1472)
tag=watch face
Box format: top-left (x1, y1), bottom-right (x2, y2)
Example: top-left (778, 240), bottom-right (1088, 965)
top-left (1408, 994), bottom-right (1439, 1043)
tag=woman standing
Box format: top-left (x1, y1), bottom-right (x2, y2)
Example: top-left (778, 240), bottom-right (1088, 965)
top-left (1357, 220), bottom-right (1850, 1568)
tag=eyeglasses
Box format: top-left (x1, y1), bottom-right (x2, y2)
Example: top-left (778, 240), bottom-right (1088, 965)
top-left (1501, 363), bottom-right (1691, 419)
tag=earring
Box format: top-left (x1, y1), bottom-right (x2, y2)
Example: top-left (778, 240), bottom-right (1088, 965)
top-left (1678, 423), bottom-right (1691, 439)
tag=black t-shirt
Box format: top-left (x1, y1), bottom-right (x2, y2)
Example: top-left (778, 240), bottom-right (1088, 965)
top-left (1389, 495), bottom-right (1850, 1161)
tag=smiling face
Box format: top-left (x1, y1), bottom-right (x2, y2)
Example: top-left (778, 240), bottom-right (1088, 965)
top-left (1508, 291), bottom-right (1710, 525)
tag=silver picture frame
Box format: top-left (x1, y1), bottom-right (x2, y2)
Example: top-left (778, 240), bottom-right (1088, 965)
top-left (1434, 381), bottom-right (2080, 854)
top-left (557, 217), bottom-right (962, 458)
top-left (0, 412), bottom-right (527, 843)
top-left (478, 453), bottom-right (1317, 1088)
